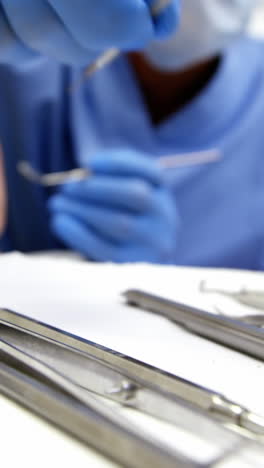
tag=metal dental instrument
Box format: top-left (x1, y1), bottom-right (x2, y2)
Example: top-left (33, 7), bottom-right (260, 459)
top-left (17, 149), bottom-right (221, 187)
top-left (84, 0), bottom-right (172, 78)
top-left (218, 313), bottom-right (264, 328)
top-left (123, 289), bottom-right (264, 363)
top-left (17, 161), bottom-right (91, 186)
top-left (210, 306), bottom-right (264, 328)
top-left (69, 0), bottom-right (172, 92)
top-left (1, 339), bottom-right (193, 468)
top-left (1, 309), bottom-right (254, 468)
top-left (200, 280), bottom-right (264, 312)
top-left (1, 308), bottom-right (264, 445)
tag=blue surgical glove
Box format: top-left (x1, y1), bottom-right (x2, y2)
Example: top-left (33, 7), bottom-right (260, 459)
top-left (0, 0), bottom-right (179, 66)
top-left (48, 150), bottom-right (180, 263)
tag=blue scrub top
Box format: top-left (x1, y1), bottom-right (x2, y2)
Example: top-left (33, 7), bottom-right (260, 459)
top-left (1, 37), bottom-right (264, 269)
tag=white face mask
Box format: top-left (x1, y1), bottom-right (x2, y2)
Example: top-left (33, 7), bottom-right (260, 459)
top-left (143, 0), bottom-right (258, 70)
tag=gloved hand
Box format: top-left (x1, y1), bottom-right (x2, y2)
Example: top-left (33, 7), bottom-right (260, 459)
top-left (48, 150), bottom-right (180, 263)
top-left (0, 0), bottom-right (179, 66)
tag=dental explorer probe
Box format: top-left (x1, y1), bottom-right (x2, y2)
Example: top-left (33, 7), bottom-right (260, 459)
top-left (17, 148), bottom-right (221, 186)
top-left (84, 0), bottom-right (172, 78)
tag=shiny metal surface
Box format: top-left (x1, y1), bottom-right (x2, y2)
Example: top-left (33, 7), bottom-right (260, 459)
top-left (17, 161), bottom-right (90, 186)
top-left (123, 289), bottom-right (264, 363)
top-left (1, 311), bottom-right (253, 467)
top-left (216, 312), bottom-right (264, 328)
top-left (17, 150), bottom-right (221, 187)
top-left (1, 308), bottom-right (264, 444)
top-left (1, 337), bottom-right (202, 468)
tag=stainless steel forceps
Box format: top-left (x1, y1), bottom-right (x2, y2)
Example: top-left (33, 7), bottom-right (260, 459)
top-left (123, 289), bottom-right (264, 364)
top-left (1, 308), bottom-right (264, 467)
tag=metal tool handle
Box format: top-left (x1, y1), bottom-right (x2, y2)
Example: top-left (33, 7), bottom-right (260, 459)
top-left (1, 323), bottom-right (245, 459)
top-left (0, 337), bottom-right (201, 468)
top-left (2, 307), bottom-right (264, 441)
top-left (1, 311), bottom-right (257, 467)
top-left (124, 289), bottom-right (264, 362)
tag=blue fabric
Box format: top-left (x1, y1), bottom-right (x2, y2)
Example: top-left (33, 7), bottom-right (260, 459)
top-left (0, 0), bottom-right (179, 66)
top-left (1, 37), bottom-right (264, 269)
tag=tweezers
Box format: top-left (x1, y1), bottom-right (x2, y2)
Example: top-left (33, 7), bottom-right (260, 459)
top-left (1, 309), bottom-right (264, 467)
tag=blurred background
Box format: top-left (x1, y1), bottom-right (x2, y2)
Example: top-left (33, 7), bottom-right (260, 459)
top-left (250, 1), bottom-right (264, 35)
